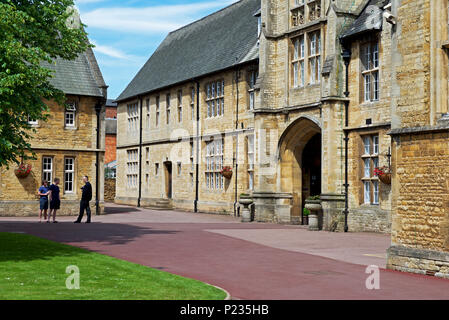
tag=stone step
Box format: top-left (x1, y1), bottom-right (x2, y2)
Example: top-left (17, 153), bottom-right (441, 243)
top-left (144, 199), bottom-right (173, 211)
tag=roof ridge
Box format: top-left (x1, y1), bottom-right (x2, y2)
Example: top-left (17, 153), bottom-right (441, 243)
top-left (168, 0), bottom-right (246, 35)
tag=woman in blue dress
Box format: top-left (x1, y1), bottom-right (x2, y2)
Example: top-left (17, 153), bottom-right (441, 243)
top-left (38, 180), bottom-right (50, 223)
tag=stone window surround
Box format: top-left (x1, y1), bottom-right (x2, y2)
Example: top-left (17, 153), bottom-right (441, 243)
top-left (205, 137), bottom-right (224, 191)
top-left (65, 101), bottom-right (77, 130)
top-left (246, 134), bottom-right (255, 191)
top-left (64, 157), bottom-right (75, 193)
top-left (177, 89), bottom-right (183, 123)
top-left (248, 69), bottom-right (258, 110)
top-left (292, 35), bottom-right (305, 88)
top-left (126, 149), bottom-right (139, 190)
top-left (360, 133), bottom-right (380, 206)
top-left (145, 98), bottom-right (150, 129)
top-left (126, 102), bottom-right (139, 135)
top-left (155, 96), bottom-right (160, 127)
top-left (190, 87), bottom-right (195, 120)
top-left (359, 36), bottom-right (380, 104)
top-left (290, 27), bottom-right (321, 89)
top-left (205, 80), bottom-right (225, 118)
top-left (166, 93), bottom-right (171, 125)
top-left (42, 156), bottom-right (53, 184)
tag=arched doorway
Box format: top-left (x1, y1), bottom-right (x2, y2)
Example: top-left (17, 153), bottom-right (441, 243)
top-left (278, 117), bottom-right (322, 225)
top-left (301, 133), bottom-right (322, 223)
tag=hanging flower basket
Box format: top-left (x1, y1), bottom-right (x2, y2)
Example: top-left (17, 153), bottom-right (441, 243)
top-left (15, 163), bottom-right (32, 179)
top-left (220, 166), bottom-right (233, 179)
top-left (374, 166), bottom-right (391, 185)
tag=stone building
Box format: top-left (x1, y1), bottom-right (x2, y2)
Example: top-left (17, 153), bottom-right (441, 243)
top-left (0, 46), bottom-right (107, 216)
top-left (253, 0), bottom-right (393, 232)
top-left (115, 0), bottom-right (260, 213)
top-left (115, 0), bottom-right (397, 231)
top-left (385, 0), bottom-right (449, 278)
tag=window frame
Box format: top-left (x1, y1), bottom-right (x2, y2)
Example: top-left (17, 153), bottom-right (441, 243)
top-left (205, 138), bottom-right (224, 190)
top-left (64, 157), bottom-right (75, 193)
top-left (248, 70), bottom-right (258, 110)
top-left (361, 134), bottom-right (380, 205)
top-left (155, 96), bottom-right (160, 127)
top-left (146, 98), bottom-right (150, 128)
top-left (206, 80), bottom-right (225, 118)
top-left (292, 36), bottom-right (305, 88)
top-left (177, 90), bottom-right (183, 123)
top-left (166, 93), bottom-right (171, 125)
top-left (308, 31), bottom-right (321, 85)
top-left (361, 40), bottom-right (380, 103)
top-left (247, 135), bottom-right (255, 191)
top-left (65, 102), bottom-right (77, 128)
top-left (127, 102), bottom-right (139, 134)
top-left (42, 156), bottom-right (53, 184)
top-left (126, 149), bottom-right (139, 189)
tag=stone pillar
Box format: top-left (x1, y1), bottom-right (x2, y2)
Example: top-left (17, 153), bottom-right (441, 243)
top-left (321, 193), bottom-right (345, 232)
top-left (253, 192), bottom-right (293, 224)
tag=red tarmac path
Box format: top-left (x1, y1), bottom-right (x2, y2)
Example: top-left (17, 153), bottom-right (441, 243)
top-left (1, 204), bottom-right (449, 300)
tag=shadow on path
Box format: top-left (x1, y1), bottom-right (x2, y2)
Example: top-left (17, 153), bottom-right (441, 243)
top-left (104, 205), bottom-right (140, 215)
top-left (0, 222), bottom-right (178, 257)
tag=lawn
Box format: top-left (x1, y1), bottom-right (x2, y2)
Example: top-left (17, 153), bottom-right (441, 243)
top-left (0, 232), bottom-right (226, 300)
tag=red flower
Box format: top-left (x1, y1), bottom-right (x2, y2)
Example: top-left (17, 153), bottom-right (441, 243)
top-left (220, 166), bottom-right (232, 175)
top-left (374, 166), bottom-right (390, 177)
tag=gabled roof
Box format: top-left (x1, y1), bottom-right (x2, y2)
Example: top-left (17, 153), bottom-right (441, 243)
top-left (43, 47), bottom-right (107, 98)
top-left (340, 0), bottom-right (390, 41)
top-left (117, 0), bottom-right (260, 102)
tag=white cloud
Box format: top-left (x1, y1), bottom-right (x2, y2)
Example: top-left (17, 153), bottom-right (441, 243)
top-left (91, 40), bottom-right (144, 62)
top-left (80, 0), bottom-right (238, 34)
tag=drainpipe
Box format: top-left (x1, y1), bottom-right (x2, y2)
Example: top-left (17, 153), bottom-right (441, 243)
top-left (137, 96), bottom-right (143, 207)
top-left (341, 47), bottom-right (352, 233)
top-left (194, 80), bottom-right (200, 213)
top-left (94, 101), bottom-right (103, 215)
top-left (234, 67), bottom-right (240, 217)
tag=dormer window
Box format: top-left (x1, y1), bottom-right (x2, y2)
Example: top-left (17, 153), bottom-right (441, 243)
top-left (65, 102), bottom-right (76, 128)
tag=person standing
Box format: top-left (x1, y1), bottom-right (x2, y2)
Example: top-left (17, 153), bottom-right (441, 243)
top-left (48, 178), bottom-right (61, 224)
top-left (38, 180), bottom-right (50, 223)
top-left (75, 176), bottom-right (92, 224)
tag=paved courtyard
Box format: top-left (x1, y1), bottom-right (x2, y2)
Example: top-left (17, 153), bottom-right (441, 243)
top-left (1, 203), bottom-right (449, 300)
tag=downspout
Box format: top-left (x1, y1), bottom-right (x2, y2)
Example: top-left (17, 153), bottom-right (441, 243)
top-left (234, 67), bottom-right (240, 217)
top-left (94, 101), bottom-right (103, 215)
top-left (138, 96), bottom-right (143, 207)
top-left (194, 80), bottom-right (200, 213)
top-left (341, 46), bottom-right (352, 233)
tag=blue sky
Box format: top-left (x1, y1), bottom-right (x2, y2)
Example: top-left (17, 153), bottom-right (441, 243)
top-left (75, 0), bottom-right (239, 99)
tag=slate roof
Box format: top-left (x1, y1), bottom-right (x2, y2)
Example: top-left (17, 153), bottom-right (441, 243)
top-left (117, 0), bottom-right (260, 102)
top-left (43, 47), bottom-right (106, 98)
top-left (106, 99), bottom-right (117, 107)
top-left (340, 0), bottom-right (390, 40)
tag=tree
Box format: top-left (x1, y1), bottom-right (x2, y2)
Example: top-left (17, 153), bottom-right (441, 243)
top-left (0, 0), bottom-right (90, 167)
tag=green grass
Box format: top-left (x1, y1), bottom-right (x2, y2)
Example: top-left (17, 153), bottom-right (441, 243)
top-left (0, 232), bottom-right (226, 300)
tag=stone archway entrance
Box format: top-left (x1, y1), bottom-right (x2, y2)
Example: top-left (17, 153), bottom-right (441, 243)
top-left (301, 133), bottom-right (322, 224)
top-left (278, 117), bottom-right (322, 225)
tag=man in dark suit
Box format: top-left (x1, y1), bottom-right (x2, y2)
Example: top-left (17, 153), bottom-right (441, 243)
top-left (75, 176), bottom-right (93, 224)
